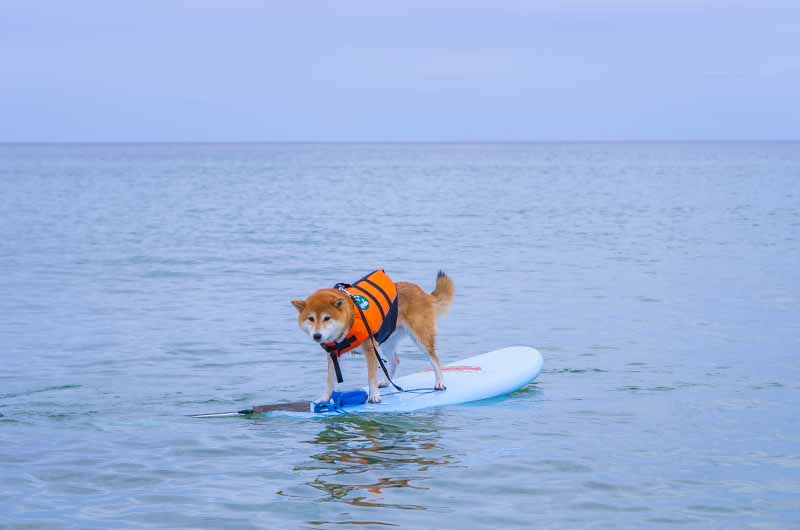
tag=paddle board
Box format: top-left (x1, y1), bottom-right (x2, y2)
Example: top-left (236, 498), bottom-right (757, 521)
top-left (191, 346), bottom-right (542, 418)
top-left (320, 345), bottom-right (543, 415)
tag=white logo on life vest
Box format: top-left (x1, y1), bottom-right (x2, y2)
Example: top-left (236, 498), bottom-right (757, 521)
top-left (352, 294), bottom-right (370, 310)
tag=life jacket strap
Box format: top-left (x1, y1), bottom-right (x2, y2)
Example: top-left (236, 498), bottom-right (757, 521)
top-left (323, 334), bottom-right (357, 354)
top-left (330, 352), bottom-right (344, 384)
top-left (373, 342), bottom-right (403, 392)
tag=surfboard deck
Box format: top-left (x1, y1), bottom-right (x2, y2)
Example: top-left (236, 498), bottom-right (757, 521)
top-left (190, 346), bottom-right (543, 418)
top-left (295, 346), bottom-right (542, 417)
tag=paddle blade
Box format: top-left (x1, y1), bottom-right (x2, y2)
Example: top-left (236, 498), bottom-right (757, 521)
top-left (189, 401), bottom-right (311, 418)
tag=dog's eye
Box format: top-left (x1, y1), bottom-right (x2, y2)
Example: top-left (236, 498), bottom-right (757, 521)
top-left (323, 316), bottom-right (330, 322)
top-left (308, 316), bottom-right (315, 322)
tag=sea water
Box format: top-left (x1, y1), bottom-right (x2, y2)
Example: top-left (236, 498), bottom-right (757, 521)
top-left (1, 142), bottom-right (798, 529)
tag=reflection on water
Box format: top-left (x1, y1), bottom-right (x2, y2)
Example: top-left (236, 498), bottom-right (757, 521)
top-left (296, 414), bottom-right (455, 514)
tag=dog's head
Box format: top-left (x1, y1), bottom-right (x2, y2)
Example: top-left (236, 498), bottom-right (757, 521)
top-left (291, 289), bottom-right (352, 344)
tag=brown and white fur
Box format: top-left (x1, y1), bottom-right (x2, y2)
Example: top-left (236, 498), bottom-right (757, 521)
top-left (291, 271), bottom-right (454, 403)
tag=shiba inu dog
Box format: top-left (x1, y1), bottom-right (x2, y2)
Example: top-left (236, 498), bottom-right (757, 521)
top-left (291, 270), bottom-right (454, 403)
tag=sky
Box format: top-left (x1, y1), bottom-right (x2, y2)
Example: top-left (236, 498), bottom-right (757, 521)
top-left (1, 1), bottom-right (798, 142)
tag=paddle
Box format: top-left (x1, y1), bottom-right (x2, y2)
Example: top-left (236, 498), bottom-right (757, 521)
top-left (189, 401), bottom-right (311, 418)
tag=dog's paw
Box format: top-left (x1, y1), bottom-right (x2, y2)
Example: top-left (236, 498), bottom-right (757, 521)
top-left (316, 393), bottom-right (333, 403)
top-left (378, 380), bottom-right (389, 388)
top-left (434, 380), bottom-right (447, 391)
top-left (368, 388), bottom-right (382, 403)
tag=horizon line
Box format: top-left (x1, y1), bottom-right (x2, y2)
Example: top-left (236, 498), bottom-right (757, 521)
top-left (1, 139), bottom-right (799, 145)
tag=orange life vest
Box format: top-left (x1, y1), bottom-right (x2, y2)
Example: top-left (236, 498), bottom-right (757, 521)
top-left (321, 269), bottom-right (398, 357)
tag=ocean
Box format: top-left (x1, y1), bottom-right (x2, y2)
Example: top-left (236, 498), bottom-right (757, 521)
top-left (1, 142), bottom-right (798, 529)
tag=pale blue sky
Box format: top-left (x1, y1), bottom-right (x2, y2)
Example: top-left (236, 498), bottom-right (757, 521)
top-left (1, 1), bottom-right (798, 141)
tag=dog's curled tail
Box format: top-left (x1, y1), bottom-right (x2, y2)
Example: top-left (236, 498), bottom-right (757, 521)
top-left (431, 270), bottom-right (455, 316)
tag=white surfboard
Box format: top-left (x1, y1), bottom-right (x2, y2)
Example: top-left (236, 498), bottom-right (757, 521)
top-left (316, 346), bottom-right (543, 415)
top-left (190, 346), bottom-right (543, 418)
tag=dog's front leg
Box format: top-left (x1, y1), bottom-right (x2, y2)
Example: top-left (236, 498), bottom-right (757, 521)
top-left (364, 343), bottom-right (381, 403)
top-left (317, 355), bottom-right (335, 403)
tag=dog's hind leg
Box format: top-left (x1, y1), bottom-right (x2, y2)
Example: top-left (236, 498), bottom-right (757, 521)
top-left (408, 328), bottom-right (446, 391)
top-left (377, 329), bottom-right (405, 387)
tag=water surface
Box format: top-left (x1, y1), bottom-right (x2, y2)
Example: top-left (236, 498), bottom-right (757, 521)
top-left (1, 143), bottom-right (799, 529)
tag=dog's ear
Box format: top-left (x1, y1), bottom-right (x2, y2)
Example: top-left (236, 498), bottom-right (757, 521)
top-left (334, 298), bottom-right (345, 308)
top-left (291, 300), bottom-right (306, 312)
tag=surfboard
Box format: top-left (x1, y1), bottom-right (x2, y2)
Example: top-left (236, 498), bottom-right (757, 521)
top-left (324, 346), bottom-right (543, 415)
top-left (191, 346), bottom-right (543, 418)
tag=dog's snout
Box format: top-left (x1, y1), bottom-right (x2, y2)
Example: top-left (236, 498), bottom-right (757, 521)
top-left (313, 333), bottom-right (322, 341)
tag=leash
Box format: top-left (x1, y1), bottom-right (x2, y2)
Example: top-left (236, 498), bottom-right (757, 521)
top-left (334, 284), bottom-right (404, 392)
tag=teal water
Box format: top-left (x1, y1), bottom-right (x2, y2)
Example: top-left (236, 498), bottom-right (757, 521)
top-left (1, 143), bottom-right (799, 529)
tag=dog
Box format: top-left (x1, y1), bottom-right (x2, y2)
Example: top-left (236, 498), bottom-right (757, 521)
top-left (291, 270), bottom-right (454, 403)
